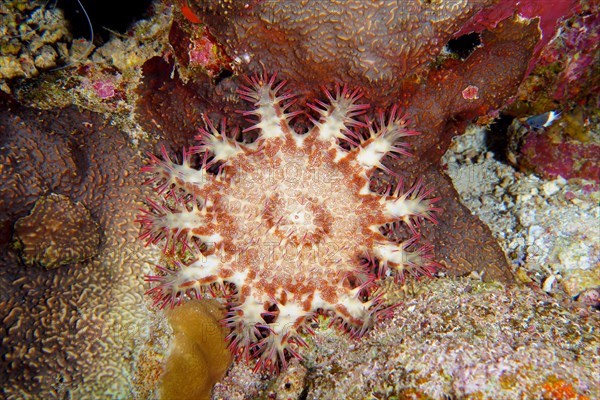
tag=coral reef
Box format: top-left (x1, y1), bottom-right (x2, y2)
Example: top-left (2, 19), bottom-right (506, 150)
top-left (0, 96), bottom-right (154, 398)
top-left (503, 0), bottom-right (600, 182)
top-left (0, 0), bottom-right (595, 398)
top-left (4, 0), bottom-right (171, 138)
top-left (508, 120), bottom-right (600, 182)
top-left (213, 278), bottom-right (600, 399)
top-left (12, 193), bottom-right (101, 269)
top-left (0, 4), bottom-right (174, 397)
top-left (442, 125), bottom-right (600, 298)
top-left (190, 0), bottom-right (494, 86)
top-left (139, 72), bottom-right (443, 372)
top-left (167, 15), bottom-right (232, 81)
top-left (188, 0), bottom-right (577, 101)
top-left (0, 1), bottom-right (71, 89)
top-left (518, 0), bottom-right (599, 106)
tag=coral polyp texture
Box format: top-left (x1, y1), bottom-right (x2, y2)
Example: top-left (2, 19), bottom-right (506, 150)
top-left (137, 72), bottom-right (441, 372)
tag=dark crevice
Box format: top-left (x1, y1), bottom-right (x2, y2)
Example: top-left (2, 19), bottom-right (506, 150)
top-left (485, 114), bottom-right (515, 163)
top-left (57, 0), bottom-right (154, 43)
top-left (446, 32), bottom-right (482, 59)
top-left (298, 382), bottom-right (310, 400)
top-left (213, 68), bottom-right (233, 85)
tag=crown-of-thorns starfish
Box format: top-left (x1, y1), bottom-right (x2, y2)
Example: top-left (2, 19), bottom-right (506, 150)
top-left (136, 71), bottom-right (441, 373)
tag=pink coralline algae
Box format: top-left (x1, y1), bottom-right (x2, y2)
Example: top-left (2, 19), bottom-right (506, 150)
top-left (462, 85), bottom-right (480, 101)
top-left (519, 132), bottom-right (600, 182)
top-left (137, 72), bottom-right (441, 372)
top-left (188, 37), bottom-right (214, 66)
top-left (92, 80), bottom-right (116, 99)
top-left (541, 6), bottom-right (599, 102)
top-left (455, 0), bottom-right (580, 75)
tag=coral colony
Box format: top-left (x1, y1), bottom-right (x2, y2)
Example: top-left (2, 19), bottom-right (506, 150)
top-left (137, 72), bottom-right (441, 373)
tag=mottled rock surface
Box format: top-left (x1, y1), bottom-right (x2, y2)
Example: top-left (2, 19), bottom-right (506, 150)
top-left (213, 278), bottom-right (599, 399)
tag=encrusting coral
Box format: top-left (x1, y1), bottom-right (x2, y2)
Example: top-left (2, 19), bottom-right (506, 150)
top-left (188, 0), bottom-right (494, 87)
top-left (138, 71), bottom-right (442, 372)
top-left (187, 0), bottom-right (579, 101)
top-left (12, 193), bottom-right (101, 269)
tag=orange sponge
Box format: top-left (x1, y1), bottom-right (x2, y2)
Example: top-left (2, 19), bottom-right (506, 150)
top-left (161, 300), bottom-right (232, 400)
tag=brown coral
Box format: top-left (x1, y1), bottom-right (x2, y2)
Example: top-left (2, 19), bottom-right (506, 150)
top-left (13, 193), bottom-right (101, 269)
top-left (0, 96), bottom-right (153, 398)
top-left (189, 0), bottom-right (495, 90)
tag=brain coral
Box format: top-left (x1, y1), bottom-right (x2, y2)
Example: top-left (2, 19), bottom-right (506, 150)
top-left (0, 97), bottom-right (152, 398)
top-left (13, 193), bottom-right (101, 269)
top-left (138, 72), bottom-right (442, 372)
top-left (190, 0), bottom-right (494, 88)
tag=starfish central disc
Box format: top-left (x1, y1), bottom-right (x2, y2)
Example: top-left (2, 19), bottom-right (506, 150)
top-left (222, 136), bottom-right (365, 275)
top-left (264, 192), bottom-right (331, 246)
